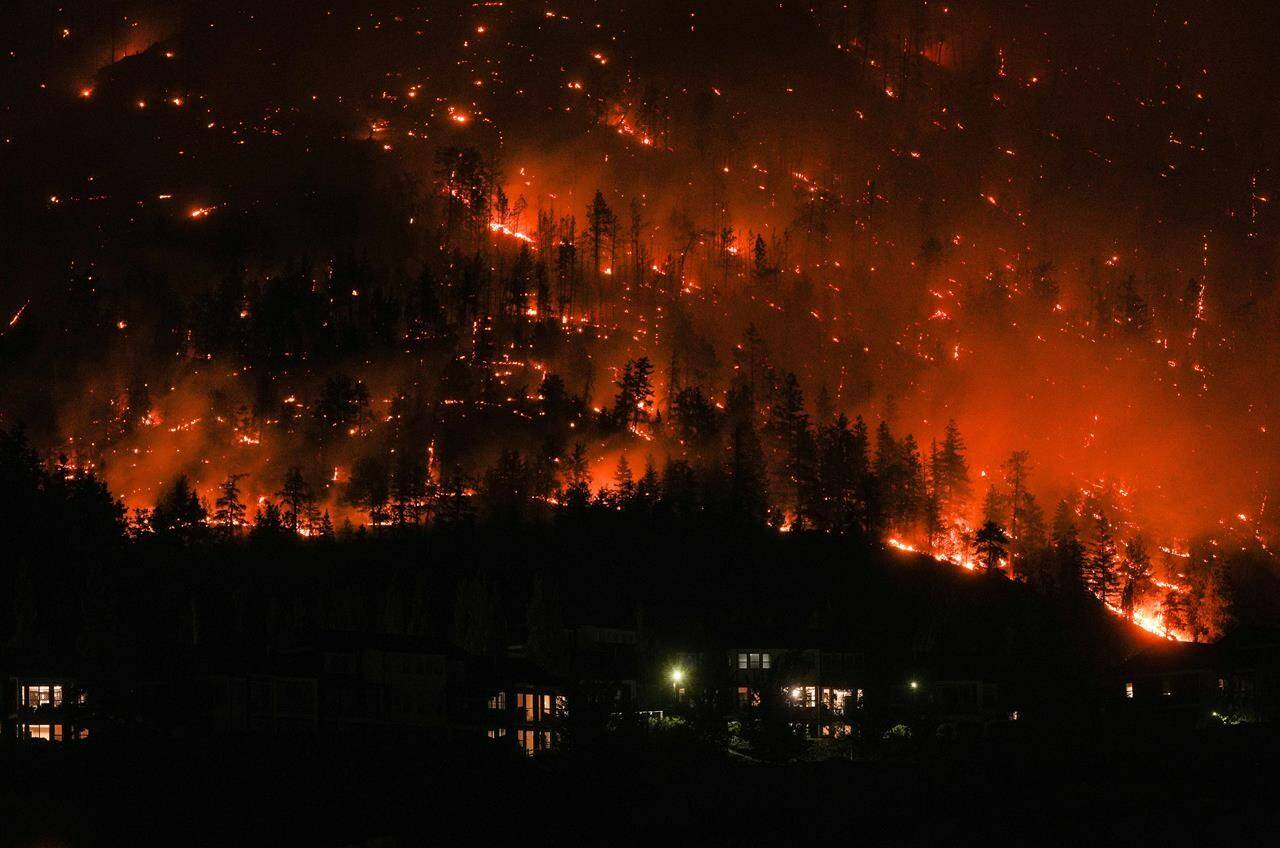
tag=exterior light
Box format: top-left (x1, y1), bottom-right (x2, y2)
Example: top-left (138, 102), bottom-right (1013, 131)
top-left (909, 680), bottom-right (919, 690)
top-left (670, 667), bottom-right (684, 685)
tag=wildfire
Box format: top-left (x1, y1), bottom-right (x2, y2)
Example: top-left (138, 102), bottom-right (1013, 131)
top-left (886, 536), bottom-right (1189, 640)
top-left (5, 301), bottom-right (28, 332)
top-left (488, 221), bottom-right (534, 244)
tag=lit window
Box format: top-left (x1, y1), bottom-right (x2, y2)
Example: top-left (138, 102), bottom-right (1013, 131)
top-left (1125, 682), bottom-right (1134, 699)
top-left (487, 692), bottom-right (506, 711)
top-left (24, 685), bottom-right (61, 708)
top-left (27, 724), bottom-right (61, 741)
top-left (737, 653), bottom-right (748, 669)
top-left (762, 653), bottom-right (771, 669)
top-left (823, 688), bottom-right (853, 712)
top-left (785, 686), bottom-right (817, 707)
top-left (749, 653), bottom-right (761, 669)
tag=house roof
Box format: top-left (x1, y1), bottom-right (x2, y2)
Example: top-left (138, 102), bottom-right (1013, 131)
top-left (1121, 641), bottom-right (1216, 675)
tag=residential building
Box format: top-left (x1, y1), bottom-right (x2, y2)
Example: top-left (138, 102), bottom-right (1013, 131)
top-left (9, 676), bottom-right (90, 742)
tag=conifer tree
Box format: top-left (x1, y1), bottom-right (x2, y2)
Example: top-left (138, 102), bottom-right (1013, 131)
top-left (974, 520), bottom-right (1010, 575)
top-left (213, 474), bottom-right (248, 537)
top-left (278, 466), bottom-right (314, 534)
top-left (1120, 534), bottom-right (1153, 621)
top-left (151, 475), bottom-right (208, 541)
top-left (561, 443), bottom-right (592, 511)
top-left (1051, 500), bottom-right (1086, 593)
top-left (1086, 512), bottom-right (1121, 605)
top-left (935, 419), bottom-right (971, 518)
top-left (613, 357), bottom-right (655, 431)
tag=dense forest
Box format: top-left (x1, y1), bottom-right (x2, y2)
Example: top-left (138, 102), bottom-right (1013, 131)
top-left (3, 0), bottom-right (1279, 649)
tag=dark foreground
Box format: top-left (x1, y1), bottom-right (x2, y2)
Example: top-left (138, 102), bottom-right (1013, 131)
top-left (3, 725), bottom-right (1278, 847)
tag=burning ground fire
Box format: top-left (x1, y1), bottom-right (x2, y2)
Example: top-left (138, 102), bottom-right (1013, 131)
top-left (885, 536), bottom-right (1191, 641)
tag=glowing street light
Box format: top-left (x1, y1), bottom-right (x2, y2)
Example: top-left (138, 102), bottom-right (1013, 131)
top-left (669, 666), bottom-right (686, 707)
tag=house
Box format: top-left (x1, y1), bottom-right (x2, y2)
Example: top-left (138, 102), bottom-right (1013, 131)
top-left (569, 624), bottom-right (638, 714)
top-left (1117, 626), bottom-right (1280, 727)
top-left (727, 646), bottom-right (864, 737)
top-left (482, 656), bottom-right (568, 755)
top-left (310, 632), bottom-right (456, 735)
top-left (1117, 640), bottom-right (1218, 728)
top-left (204, 671), bottom-right (320, 734)
top-left (1213, 625), bottom-right (1280, 723)
top-left (200, 632), bottom-right (459, 737)
top-left (9, 676), bottom-right (90, 742)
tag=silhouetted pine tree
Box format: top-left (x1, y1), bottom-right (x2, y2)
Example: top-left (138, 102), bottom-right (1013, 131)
top-left (1085, 512), bottom-right (1120, 606)
top-left (150, 475), bottom-right (208, 542)
top-left (278, 466), bottom-right (314, 534)
top-left (213, 474), bottom-right (248, 537)
top-left (1120, 535), bottom-right (1153, 621)
top-left (1051, 500), bottom-right (1086, 594)
top-left (974, 520), bottom-right (1010, 575)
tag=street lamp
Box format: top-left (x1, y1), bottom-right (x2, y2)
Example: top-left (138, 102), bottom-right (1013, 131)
top-left (669, 666), bottom-right (685, 707)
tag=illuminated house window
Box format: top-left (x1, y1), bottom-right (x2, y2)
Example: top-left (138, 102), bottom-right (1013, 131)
top-left (516, 691), bottom-right (536, 722)
top-left (514, 728), bottom-right (557, 756)
top-left (26, 724), bottom-right (62, 741)
top-left (22, 685), bottom-right (63, 708)
top-left (487, 692), bottom-right (506, 711)
top-left (1125, 682), bottom-right (1134, 699)
top-left (739, 652), bottom-right (771, 670)
top-left (822, 688), bottom-right (854, 713)
top-left (487, 728), bottom-right (507, 739)
top-left (788, 686), bottom-right (817, 708)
